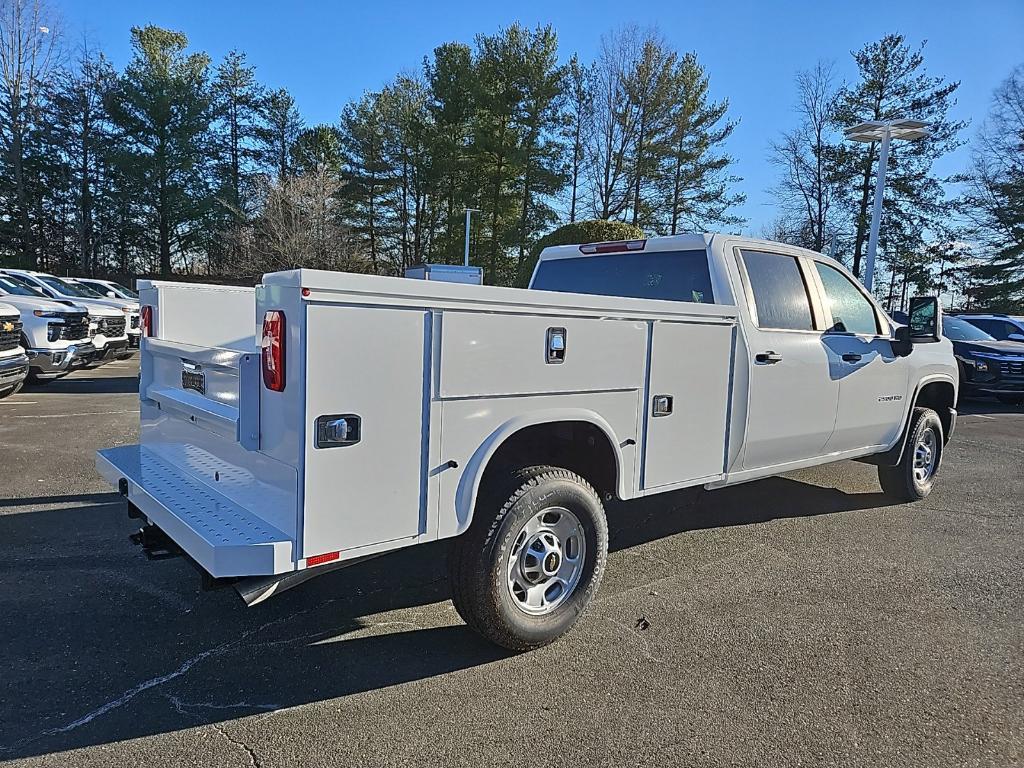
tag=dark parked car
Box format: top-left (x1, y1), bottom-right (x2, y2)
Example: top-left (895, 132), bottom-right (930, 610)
top-left (942, 316), bottom-right (1024, 405)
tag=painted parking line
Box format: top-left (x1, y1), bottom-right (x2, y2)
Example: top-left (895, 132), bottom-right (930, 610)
top-left (9, 410), bottom-right (137, 419)
top-left (0, 400), bottom-right (38, 405)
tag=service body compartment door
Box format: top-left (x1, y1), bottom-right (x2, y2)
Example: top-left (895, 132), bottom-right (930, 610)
top-left (642, 321), bottom-right (733, 489)
top-left (303, 304), bottom-right (428, 557)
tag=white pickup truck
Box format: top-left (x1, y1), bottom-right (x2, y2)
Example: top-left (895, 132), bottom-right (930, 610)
top-left (97, 234), bottom-right (957, 650)
top-left (0, 300), bottom-right (29, 397)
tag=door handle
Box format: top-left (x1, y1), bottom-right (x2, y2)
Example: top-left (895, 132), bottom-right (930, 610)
top-left (842, 352), bottom-right (863, 363)
top-left (755, 351), bottom-right (783, 364)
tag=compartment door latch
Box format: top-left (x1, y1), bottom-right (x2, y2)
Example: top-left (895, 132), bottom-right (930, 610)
top-left (315, 414), bottom-right (362, 448)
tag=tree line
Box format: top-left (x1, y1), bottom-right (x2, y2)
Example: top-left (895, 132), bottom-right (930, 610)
top-left (0, 2), bottom-right (744, 285)
top-left (0, 0), bottom-right (1020, 309)
top-left (767, 35), bottom-right (1022, 312)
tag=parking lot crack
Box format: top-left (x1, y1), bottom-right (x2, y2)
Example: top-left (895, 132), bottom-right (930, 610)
top-left (211, 722), bottom-right (261, 768)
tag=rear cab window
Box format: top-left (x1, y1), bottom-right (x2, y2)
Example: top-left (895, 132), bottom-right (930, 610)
top-left (531, 250), bottom-right (715, 304)
top-left (738, 250), bottom-right (814, 330)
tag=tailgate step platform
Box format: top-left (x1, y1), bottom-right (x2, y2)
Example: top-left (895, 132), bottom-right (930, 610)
top-left (97, 444), bottom-right (294, 577)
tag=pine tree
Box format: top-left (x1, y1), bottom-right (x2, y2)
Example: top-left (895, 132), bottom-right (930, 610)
top-left (256, 87), bottom-right (303, 180)
top-left (833, 35), bottom-right (965, 279)
top-left (105, 26), bottom-right (214, 277)
top-left (661, 52), bottom-right (743, 235)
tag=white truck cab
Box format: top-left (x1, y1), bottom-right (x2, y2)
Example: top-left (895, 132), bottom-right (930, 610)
top-left (97, 234), bottom-right (957, 650)
top-left (0, 300), bottom-right (29, 397)
top-left (0, 269), bottom-right (134, 364)
top-left (0, 274), bottom-right (94, 381)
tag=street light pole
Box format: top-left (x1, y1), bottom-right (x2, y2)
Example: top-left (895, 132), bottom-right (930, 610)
top-left (863, 126), bottom-right (891, 293)
top-left (844, 118), bottom-right (930, 293)
top-left (463, 208), bottom-right (480, 267)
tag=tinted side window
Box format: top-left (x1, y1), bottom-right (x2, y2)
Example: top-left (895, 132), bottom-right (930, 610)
top-left (740, 250), bottom-right (813, 330)
top-left (814, 262), bottom-right (879, 335)
top-left (531, 250), bottom-right (714, 303)
top-left (967, 319), bottom-right (1003, 338)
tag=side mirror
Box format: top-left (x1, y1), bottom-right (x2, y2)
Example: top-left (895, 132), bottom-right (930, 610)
top-left (908, 296), bottom-right (941, 342)
top-left (106, 291), bottom-right (117, 298)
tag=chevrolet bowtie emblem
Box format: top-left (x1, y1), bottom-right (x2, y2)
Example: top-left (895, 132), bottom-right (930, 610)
top-left (1, 321), bottom-right (13, 332)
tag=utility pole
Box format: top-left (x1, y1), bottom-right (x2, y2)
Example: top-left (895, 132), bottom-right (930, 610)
top-left (463, 208), bottom-right (480, 267)
top-left (844, 119), bottom-right (930, 292)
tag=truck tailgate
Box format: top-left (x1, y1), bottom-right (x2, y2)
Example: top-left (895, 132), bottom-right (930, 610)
top-left (97, 444), bottom-right (293, 576)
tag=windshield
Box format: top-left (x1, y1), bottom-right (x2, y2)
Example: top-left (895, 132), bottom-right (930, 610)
top-left (943, 316), bottom-right (996, 341)
top-left (66, 279), bottom-right (106, 298)
top-left (3, 273), bottom-right (47, 296)
top-left (37, 275), bottom-right (98, 298)
top-left (96, 281), bottom-right (138, 299)
top-left (0, 275), bottom-right (41, 296)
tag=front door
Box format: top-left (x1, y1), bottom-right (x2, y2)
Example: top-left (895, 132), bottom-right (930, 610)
top-left (812, 260), bottom-right (910, 452)
top-left (737, 249), bottom-right (840, 470)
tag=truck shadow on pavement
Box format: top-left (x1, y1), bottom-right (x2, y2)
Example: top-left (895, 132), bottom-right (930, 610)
top-left (23, 372), bottom-right (139, 395)
top-left (0, 474), bottom-right (894, 759)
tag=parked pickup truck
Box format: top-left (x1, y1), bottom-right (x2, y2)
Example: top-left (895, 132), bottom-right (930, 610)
top-left (0, 300), bottom-right (29, 398)
top-left (0, 269), bottom-right (135, 363)
top-left (0, 274), bottom-right (94, 381)
top-left (97, 234), bottom-right (958, 650)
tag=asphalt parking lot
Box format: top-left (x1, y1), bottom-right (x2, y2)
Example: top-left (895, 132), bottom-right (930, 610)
top-left (0, 358), bottom-right (1021, 767)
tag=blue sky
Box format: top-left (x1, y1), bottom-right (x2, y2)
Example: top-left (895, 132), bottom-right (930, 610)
top-left (61, 0), bottom-right (1023, 235)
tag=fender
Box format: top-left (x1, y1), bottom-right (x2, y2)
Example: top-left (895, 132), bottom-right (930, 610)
top-left (863, 373), bottom-right (957, 467)
top-left (451, 408), bottom-right (628, 537)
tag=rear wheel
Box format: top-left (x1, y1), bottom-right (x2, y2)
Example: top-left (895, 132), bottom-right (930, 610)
top-left (448, 465), bottom-right (608, 651)
top-left (878, 407), bottom-right (943, 502)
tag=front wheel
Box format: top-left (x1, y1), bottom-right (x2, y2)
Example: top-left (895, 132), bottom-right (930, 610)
top-left (878, 407), bottom-right (944, 502)
top-left (0, 381), bottom-right (22, 399)
top-left (448, 465), bottom-right (608, 651)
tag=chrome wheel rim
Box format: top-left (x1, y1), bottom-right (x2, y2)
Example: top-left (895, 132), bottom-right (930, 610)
top-left (506, 506), bottom-right (586, 616)
top-left (913, 428), bottom-right (938, 485)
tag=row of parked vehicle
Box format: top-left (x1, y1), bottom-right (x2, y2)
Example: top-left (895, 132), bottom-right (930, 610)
top-left (891, 310), bottom-right (1024, 406)
top-left (0, 269), bottom-right (140, 398)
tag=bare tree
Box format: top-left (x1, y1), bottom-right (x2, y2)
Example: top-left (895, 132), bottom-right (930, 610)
top-left (588, 27), bottom-right (641, 219)
top-left (0, 0), bottom-right (60, 263)
top-left (769, 61), bottom-right (841, 252)
top-left (225, 170), bottom-right (367, 277)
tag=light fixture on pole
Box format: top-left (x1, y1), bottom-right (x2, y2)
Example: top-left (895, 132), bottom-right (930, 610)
top-left (844, 118), bottom-right (929, 292)
top-left (463, 208), bottom-right (480, 267)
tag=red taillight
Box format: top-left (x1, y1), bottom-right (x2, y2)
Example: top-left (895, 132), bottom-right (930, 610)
top-left (261, 310), bottom-right (286, 392)
top-left (140, 305), bottom-right (153, 337)
top-left (306, 551), bottom-right (339, 567)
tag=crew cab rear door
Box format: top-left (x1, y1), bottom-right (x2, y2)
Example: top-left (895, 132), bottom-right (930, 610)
top-left (734, 247), bottom-right (839, 469)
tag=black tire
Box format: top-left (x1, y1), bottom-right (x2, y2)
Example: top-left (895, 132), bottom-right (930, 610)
top-left (878, 407), bottom-right (944, 502)
top-left (448, 465), bottom-right (608, 651)
top-left (995, 394), bottom-right (1024, 406)
top-left (26, 373), bottom-right (56, 385)
top-left (0, 381), bottom-right (22, 399)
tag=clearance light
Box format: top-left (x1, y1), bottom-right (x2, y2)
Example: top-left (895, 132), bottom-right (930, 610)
top-left (307, 551), bottom-right (340, 567)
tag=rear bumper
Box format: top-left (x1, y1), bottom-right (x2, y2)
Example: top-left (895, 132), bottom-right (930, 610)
top-left (97, 444), bottom-right (293, 578)
top-left (0, 352), bottom-right (29, 388)
top-left (27, 342), bottom-right (96, 376)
